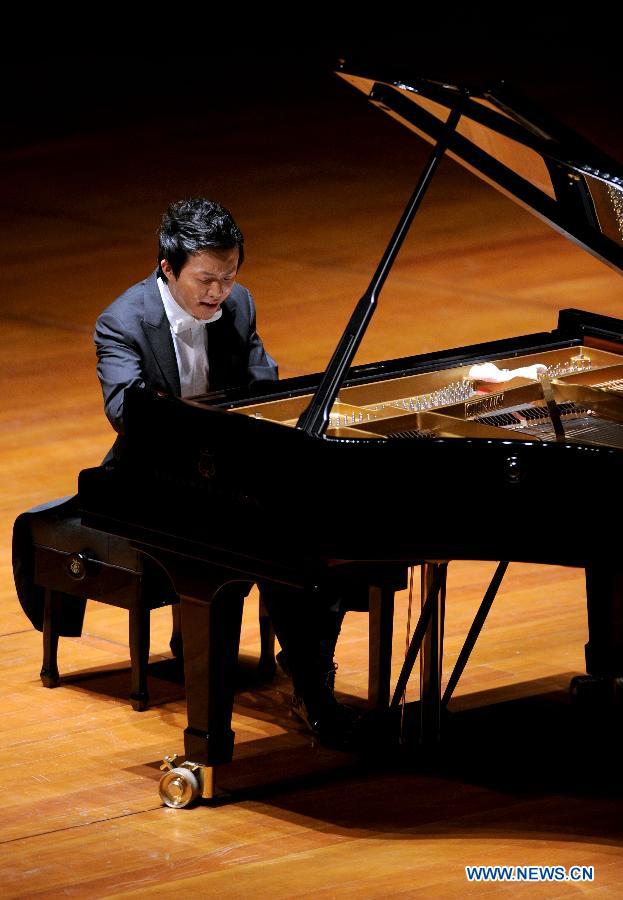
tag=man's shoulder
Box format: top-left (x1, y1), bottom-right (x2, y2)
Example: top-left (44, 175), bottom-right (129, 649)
top-left (228, 282), bottom-right (250, 300)
top-left (96, 272), bottom-right (158, 325)
top-left (225, 282), bottom-right (253, 315)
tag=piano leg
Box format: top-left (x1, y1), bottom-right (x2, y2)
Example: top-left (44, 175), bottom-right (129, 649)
top-left (179, 584), bottom-right (245, 781)
top-left (572, 566), bottom-right (623, 709)
top-left (41, 588), bottom-right (61, 688)
top-left (368, 585), bottom-right (395, 709)
top-left (584, 565), bottom-right (623, 678)
top-left (170, 594), bottom-right (275, 678)
top-left (129, 604), bottom-right (150, 711)
top-left (419, 562), bottom-right (447, 745)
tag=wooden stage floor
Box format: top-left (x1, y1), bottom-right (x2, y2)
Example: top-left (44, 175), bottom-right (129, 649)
top-left (2, 64), bottom-right (623, 896)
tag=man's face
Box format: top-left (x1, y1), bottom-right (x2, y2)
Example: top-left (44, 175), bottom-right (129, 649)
top-left (161, 247), bottom-right (239, 320)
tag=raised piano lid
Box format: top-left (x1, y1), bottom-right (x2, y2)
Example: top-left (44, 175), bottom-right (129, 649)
top-left (292, 63), bottom-right (623, 439)
top-left (336, 60), bottom-right (623, 274)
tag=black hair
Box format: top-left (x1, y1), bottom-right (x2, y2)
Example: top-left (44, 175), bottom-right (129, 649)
top-left (157, 197), bottom-right (244, 280)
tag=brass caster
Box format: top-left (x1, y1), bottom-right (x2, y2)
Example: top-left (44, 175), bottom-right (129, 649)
top-left (159, 766), bottom-right (201, 808)
top-left (159, 755), bottom-right (215, 806)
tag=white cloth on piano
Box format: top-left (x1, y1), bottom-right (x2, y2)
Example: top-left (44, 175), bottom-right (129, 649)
top-left (468, 361), bottom-right (547, 383)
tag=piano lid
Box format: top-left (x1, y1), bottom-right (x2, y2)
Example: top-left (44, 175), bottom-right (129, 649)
top-left (337, 61), bottom-right (623, 274)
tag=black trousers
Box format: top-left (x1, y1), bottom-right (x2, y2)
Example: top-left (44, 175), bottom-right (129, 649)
top-left (259, 582), bottom-right (345, 697)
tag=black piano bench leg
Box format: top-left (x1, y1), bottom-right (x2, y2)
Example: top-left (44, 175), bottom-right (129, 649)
top-left (129, 605), bottom-right (150, 711)
top-left (257, 593), bottom-right (276, 680)
top-left (41, 588), bottom-right (61, 688)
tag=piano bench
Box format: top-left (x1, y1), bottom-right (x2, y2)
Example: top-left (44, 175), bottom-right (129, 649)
top-left (13, 499), bottom-right (276, 711)
top-left (37, 586), bottom-right (276, 712)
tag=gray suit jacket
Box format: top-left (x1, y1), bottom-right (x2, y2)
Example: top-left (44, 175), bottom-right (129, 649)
top-left (95, 270), bottom-right (278, 459)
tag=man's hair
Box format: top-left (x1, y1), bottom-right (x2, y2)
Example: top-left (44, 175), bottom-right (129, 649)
top-left (157, 197), bottom-right (244, 280)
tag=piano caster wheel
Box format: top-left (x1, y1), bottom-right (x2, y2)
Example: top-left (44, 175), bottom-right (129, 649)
top-left (159, 766), bottom-right (201, 808)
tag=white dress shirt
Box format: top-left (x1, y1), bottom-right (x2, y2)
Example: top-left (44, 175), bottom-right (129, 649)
top-left (157, 276), bottom-right (222, 398)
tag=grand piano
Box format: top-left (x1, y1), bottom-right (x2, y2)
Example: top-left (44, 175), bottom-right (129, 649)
top-left (32, 61), bottom-right (623, 806)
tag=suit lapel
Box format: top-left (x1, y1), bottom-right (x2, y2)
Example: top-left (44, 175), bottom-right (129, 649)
top-left (141, 272), bottom-right (181, 396)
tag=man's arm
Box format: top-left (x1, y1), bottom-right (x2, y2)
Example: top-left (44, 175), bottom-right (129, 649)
top-left (243, 289), bottom-right (279, 384)
top-left (94, 312), bottom-right (146, 434)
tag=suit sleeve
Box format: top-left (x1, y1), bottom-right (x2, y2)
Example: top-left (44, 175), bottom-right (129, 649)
top-left (94, 311), bottom-right (146, 434)
top-left (244, 290), bottom-right (279, 384)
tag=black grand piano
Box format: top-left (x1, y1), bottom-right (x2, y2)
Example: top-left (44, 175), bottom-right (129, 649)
top-left (20, 61), bottom-right (623, 806)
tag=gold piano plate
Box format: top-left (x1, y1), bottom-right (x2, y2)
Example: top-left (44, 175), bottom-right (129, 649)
top-left (229, 344), bottom-right (623, 448)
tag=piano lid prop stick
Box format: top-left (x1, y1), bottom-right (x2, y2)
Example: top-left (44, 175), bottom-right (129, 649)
top-left (297, 97), bottom-right (466, 438)
top-left (539, 372), bottom-right (566, 441)
top-left (441, 561), bottom-right (509, 707)
top-left (399, 566), bottom-right (417, 739)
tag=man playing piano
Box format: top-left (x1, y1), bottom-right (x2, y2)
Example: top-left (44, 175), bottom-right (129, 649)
top-left (94, 197), bottom-right (356, 747)
top-left (95, 198), bottom-right (278, 462)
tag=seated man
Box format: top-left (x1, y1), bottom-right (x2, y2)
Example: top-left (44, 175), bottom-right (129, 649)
top-left (95, 198), bottom-right (278, 462)
top-left (94, 197), bottom-right (354, 745)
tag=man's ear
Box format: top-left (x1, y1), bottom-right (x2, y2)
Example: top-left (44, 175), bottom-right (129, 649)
top-left (160, 259), bottom-right (174, 281)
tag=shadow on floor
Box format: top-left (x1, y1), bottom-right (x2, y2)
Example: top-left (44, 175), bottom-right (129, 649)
top-left (216, 679), bottom-right (623, 847)
top-left (55, 651), bottom-right (279, 708)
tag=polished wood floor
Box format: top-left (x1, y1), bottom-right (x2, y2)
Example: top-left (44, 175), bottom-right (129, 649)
top-left (2, 73), bottom-right (623, 897)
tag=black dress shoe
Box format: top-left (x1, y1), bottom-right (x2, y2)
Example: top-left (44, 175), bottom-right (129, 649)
top-left (291, 688), bottom-right (361, 749)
